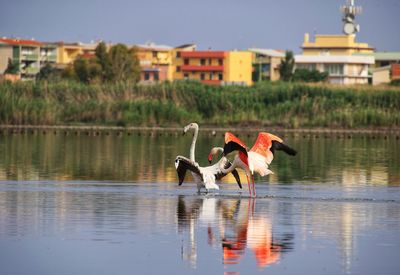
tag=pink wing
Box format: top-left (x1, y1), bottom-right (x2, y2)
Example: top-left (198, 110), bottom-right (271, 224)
top-left (250, 132), bottom-right (283, 164)
top-left (225, 132), bottom-right (247, 150)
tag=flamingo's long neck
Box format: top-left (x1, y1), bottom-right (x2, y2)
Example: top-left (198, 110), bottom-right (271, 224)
top-left (189, 125), bottom-right (199, 162)
top-left (219, 156), bottom-right (238, 174)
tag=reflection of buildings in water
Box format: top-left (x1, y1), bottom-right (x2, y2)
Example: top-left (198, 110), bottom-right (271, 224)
top-left (341, 166), bottom-right (390, 186)
top-left (341, 168), bottom-right (367, 187)
top-left (176, 196), bottom-right (293, 270)
top-left (297, 199), bottom-right (394, 274)
top-left (1, 134), bottom-right (398, 186)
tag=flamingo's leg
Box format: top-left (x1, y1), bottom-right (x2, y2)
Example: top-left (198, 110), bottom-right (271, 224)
top-left (246, 174), bottom-right (252, 197)
top-left (250, 197), bottom-right (255, 213)
top-left (251, 175), bottom-right (256, 197)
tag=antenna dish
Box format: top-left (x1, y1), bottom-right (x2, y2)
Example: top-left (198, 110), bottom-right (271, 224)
top-left (344, 23), bottom-right (356, 35)
top-left (341, 0), bottom-right (362, 35)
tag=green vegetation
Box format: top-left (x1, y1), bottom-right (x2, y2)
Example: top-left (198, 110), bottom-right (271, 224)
top-left (0, 80), bottom-right (400, 128)
top-left (391, 79), bottom-right (400, 86)
top-left (293, 69), bottom-right (329, 83)
top-left (279, 51), bottom-right (295, 82)
top-left (71, 42), bottom-right (140, 84)
top-left (36, 42), bottom-right (141, 84)
top-left (3, 58), bottom-right (19, 74)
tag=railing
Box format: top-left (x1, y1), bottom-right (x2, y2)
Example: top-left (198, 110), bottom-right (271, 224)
top-left (41, 55), bottom-right (57, 62)
top-left (181, 65), bottom-right (224, 72)
top-left (21, 54), bottom-right (39, 60)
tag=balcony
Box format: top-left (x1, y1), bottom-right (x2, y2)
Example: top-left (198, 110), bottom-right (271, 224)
top-left (181, 51), bottom-right (225, 58)
top-left (41, 55), bottom-right (57, 62)
top-left (181, 65), bottom-right (224, 72)
top-left (21, 54), bottom-right (38, 61)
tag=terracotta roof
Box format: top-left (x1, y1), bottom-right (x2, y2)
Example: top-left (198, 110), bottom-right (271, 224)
top-left (0, 37), bottom-right (42, 46)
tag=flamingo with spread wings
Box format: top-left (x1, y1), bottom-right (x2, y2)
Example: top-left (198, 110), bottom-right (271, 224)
top-left (175, 123), bottom-right (242, 193)
top-left (216, 132), bottom-right (297, 197)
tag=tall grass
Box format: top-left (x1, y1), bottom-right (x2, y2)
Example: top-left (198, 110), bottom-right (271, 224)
top-left (0, 80), bottom-right (400, 128)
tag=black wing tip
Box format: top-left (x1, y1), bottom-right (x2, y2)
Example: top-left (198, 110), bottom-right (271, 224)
top-left (286, 146), bottom-right (297, 156)
top-left (231, 169), bottom-right (242, 189)
top-left (223, 141), bottom-right (248, 156)
top-left (272, 141), bottom-right (297, 156)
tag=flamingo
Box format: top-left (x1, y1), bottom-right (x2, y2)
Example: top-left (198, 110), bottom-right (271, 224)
top-left (215, 132), bottom-right (297, 197)
top-left (175, 123), bottom-right (242, 193)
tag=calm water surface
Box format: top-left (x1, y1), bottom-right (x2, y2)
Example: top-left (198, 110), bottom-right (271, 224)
top-left (0, 133), bottom-right (399, 274)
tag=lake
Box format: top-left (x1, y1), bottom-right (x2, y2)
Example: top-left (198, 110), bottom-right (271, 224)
top-left (0, 131), bottom-right (399, 274)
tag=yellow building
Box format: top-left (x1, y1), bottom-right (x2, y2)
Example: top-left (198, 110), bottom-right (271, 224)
top-left (295, 34), bottom-right (375, 85)
top-left (56, 42), bottom-right (98, 65)
top-left (302, 34), bottom-right (374, 56)
top-left (136, 43), bottom-right (175, 82)
top-left (249, 48), bottom-right (285, 82)
top-left (173, 50), bottom-right (252, 86)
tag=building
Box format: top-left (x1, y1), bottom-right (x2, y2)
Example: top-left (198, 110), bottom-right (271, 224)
top-left (136, 42), bottom-right (175, 83)
top-left (248, 48), bottom-right (284, 82)
top-left (173, 50), bottom-right (252, 86)
top-left (370, 52), bottom-right (400, 84)
top-left (57, 41), bottom-right (98, 65)
top-left (372, 64), bottom-right (400, 85)
top-left (372, 52), bottom-right (400, 68)
top-left (295, 34), bottom-right (375, 85)
top-left (0, 37), bottom-right (57, 80)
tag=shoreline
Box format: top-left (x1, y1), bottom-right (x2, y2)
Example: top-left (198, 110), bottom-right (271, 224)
top-left (1, 124), bottom-right (400, 137)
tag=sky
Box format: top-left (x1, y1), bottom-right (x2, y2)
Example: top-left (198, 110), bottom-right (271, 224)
top-left (0, 0), bottom-right (399, 52)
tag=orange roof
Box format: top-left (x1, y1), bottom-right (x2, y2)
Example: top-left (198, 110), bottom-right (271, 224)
top-left (0, 37), bottom-right (42, 47)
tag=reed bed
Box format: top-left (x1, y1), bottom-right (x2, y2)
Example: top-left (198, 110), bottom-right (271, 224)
top-left (0, 80), bottom-right (399, 128)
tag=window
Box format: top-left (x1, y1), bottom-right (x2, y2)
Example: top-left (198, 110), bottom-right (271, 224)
top-left (152, 51), bottom-right (157, 58)
top-left (200, 59), bottom-right (206, 65)
top-left (208, 58), bottom-right (212, 65)
top-left (218, 59), bottom-right (223, 66)
top-left (154, 72), bottom-right (159, 81)
top-left (200, 73), bottom-right (205, 80)
top-left (209, 73), bottom-right (213, 80)
top-left (218, 73), bottom-right (223, 80)
top-left (183, 73), bottom-right (189, 79)
top-left (144, 72), bottom-right (150, 81)
top-left (176, 52), bottom-right (181, 58)
top-left (323, 64), bottom-right (344, 75)
top-left (176, 66), bottom-right (181, 72)
top-left (184, 59), bottom-right (189, 65)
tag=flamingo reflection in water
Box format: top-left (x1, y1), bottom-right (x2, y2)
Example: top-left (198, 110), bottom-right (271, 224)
top-left (176, 196), bottom-right (293, 270)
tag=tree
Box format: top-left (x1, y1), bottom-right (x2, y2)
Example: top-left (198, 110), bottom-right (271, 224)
top-left (95, 41), bottom-right (111, 81)
top-left (71, 42), bottom-right (140, 84)
top-left (4, 58), bottom-right (19, 74)
top-left (73, 57), bottom-right (89, 83)
top-left (36, 63), bottom-right (61, 81)
top-left (279, 51), bottom-right (295, 82)
top-left (73, 57), bottom-right (102, 83)
top-left (107, 44), bottom-right (140, 83)
top-left (129, 46), bottom-right (141, 83)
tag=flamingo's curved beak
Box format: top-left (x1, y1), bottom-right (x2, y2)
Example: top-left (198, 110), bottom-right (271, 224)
top-left (208, 152), bottom-right (213, 164)
top-left (183, 126), bottom-right (189, 135)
